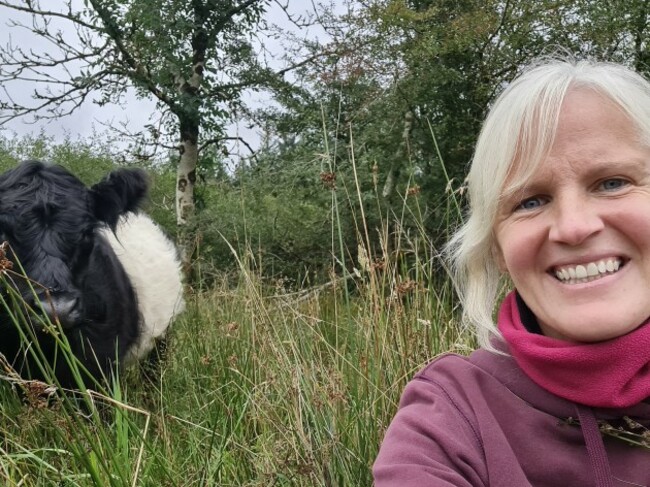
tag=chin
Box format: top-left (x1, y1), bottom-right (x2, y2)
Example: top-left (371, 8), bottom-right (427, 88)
top-left (537, 295), bottom-right (650, 341)
top-left (547, 320), bottom-right (644, 343)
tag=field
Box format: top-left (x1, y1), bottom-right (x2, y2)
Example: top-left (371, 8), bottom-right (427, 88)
top-left (0, 135), bottom-right (473, 486)
top-left (0, 238), bottom-right (473, 487)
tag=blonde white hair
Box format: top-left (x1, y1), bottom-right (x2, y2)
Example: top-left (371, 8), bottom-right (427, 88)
top-left (445, 56), bottom-right (650, 350)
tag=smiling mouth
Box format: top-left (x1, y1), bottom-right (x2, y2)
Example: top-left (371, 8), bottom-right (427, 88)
top-left (552, 258), bottom-right (626, 284)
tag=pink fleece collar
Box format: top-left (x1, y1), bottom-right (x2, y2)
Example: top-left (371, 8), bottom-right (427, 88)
top-left (498, 291), bottom-right (650, 408)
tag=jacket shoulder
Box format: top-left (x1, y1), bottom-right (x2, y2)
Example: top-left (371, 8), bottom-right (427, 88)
top-left (414, 351), bottom-right (502, 391)
top-left (374, 353), bottom-right (492, 486)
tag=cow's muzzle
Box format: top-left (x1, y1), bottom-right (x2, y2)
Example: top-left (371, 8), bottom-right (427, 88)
top-left (32, 290), bottom-right (84, 330)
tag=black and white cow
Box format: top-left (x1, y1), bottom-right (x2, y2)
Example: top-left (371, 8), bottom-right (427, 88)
top-left (0, 160), bottom-right (184, 388)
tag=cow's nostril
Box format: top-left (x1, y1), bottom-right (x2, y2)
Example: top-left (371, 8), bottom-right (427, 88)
top-left (38, 292), bottom-right (83, 329)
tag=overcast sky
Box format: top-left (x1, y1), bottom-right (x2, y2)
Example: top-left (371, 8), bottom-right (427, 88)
top-left (0, 1), bottom-right (344, 159)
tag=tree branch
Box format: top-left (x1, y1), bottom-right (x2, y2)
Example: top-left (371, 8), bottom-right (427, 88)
top-left (0, 0), bottom-right (99, 32)
top-left (207, 47), bottom-right (339, 98)
top-left (86, 0), bottom-right (177, 109)
top-left (211, 0), bottom-right (266, 35)
top-left (199, 135), bottom-right (256, 155)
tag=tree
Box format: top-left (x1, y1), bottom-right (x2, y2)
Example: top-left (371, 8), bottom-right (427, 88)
top-left (0, 0), bottom-right (314, 264)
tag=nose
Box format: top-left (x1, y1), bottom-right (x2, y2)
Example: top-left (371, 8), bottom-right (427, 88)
top-left (33, 290), bottom-right (83, 329)
top-left (548, 195), bottom-right (604, 246)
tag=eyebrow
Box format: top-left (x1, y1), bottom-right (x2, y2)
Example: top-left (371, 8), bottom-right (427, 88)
top-left (523, 157), bottom-right (648, 187)
top-left (580, 158), bottom-right (650, 177)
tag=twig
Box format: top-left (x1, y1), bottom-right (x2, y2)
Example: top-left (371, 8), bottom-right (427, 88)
top-left (565, 416), bottom-right (650, 450)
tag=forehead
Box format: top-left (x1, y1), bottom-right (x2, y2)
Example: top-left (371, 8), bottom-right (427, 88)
top-left (503, 89), bottom-right (645, 195)
top-left (553, 90), bottom-right (640, 149)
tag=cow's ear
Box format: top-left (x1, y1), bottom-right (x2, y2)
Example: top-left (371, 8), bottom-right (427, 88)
top-left (90, 168), bottom-right (149, 229)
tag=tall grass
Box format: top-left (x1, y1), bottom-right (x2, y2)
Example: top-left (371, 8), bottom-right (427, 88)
top-left (0, 135), bottom-right (471, 486)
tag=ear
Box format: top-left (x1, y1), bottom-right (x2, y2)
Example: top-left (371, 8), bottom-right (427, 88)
top-left (90, 168), bottom-right (149, 229)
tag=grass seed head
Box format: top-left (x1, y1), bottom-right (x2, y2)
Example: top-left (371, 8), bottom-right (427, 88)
top-left (0, 241), bottom-right (14, 272)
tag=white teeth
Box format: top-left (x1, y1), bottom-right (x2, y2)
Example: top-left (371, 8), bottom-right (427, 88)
top-left (554, 258), bottom-right (623, 284)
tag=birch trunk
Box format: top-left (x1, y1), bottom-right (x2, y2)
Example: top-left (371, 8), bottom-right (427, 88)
top-left (175, 123), bottom-right (199, 269)
top-left (176, 129), bottom-right (198, 227)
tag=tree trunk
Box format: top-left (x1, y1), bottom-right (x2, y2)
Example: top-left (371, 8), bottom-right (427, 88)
top-left (632, 0), bottom-right (649, 73)
top-left (175, 120), bottom-right (199, 271)
top-left (176, 123), bottom-right (198, 227)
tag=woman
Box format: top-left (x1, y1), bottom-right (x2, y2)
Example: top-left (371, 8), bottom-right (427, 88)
top-left (373, 58), bottom-right (650, 486)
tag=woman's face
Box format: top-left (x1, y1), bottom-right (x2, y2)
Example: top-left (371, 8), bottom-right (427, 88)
top-left (494, 89), bottom-right (650, 342)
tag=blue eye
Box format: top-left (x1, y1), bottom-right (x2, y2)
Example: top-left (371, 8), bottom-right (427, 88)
top-left (600, 178), bottom-right (627, 191)
top-left (516, 196), bottom-right (547, 211)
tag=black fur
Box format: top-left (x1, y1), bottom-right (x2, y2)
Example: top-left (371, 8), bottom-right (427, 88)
top-left (0, 161), bottom-right (148, 388)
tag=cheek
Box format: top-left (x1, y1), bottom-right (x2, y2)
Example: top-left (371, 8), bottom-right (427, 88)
top-left (495, 223), bottom-right (544, 278)
top-left (613, 214), bottom-right (650, 244)
top-left (603, 205), bottom-right (650, 263)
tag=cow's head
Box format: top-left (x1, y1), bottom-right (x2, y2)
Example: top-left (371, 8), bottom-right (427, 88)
top-left (0, 161), bottom-right (148, 328)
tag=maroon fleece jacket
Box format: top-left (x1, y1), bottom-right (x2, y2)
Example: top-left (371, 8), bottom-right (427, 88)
top-left (373, 347), bottom-right (650, 486)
